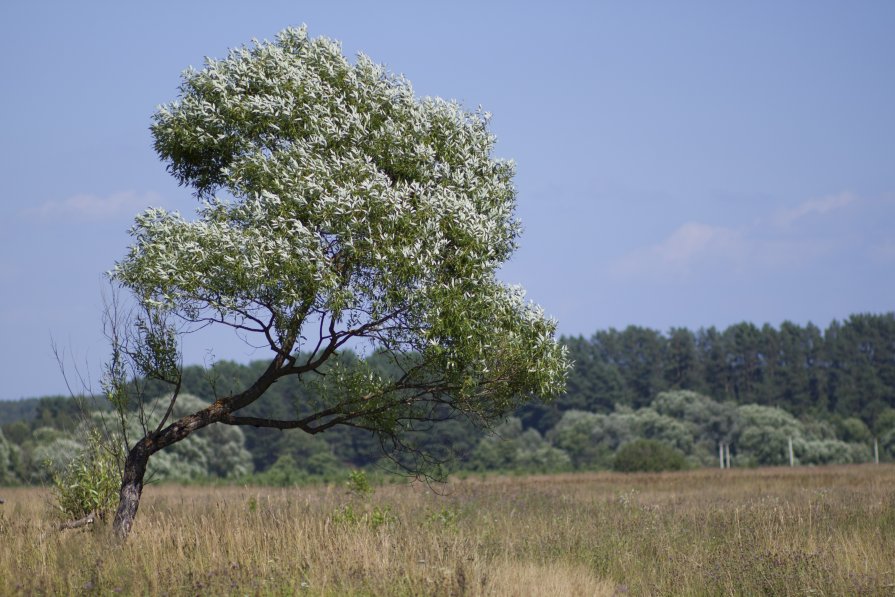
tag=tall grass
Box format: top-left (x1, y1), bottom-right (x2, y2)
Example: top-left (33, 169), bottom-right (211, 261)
top-left (1, 465), bottom-right (894, 595)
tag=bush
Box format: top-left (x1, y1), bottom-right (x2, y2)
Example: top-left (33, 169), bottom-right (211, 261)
top-left (734, 404), bottom-right (805, 466)
top-left (346, 469), bottom-right (373, 497)
top-left (548, 410), bottom-right (617, 470)
top-left (800, 439), bottom-right (870, 465)
top-left (250, 454), bottom-right (307, 486)
top-left (471, 417), bottom-right (572, 473)
top-left (0, 429), bottom-right (22, 485)
top-left (613, 439), bottom-right (687, 473)
top-left (48, 429), bottom-right (121, 521)
top-left (838, 417), bottom-right (872, 444)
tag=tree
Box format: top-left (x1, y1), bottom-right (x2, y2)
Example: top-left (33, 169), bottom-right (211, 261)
top-left (769, 321), bottom-right (811, 412)
top-left (734, 404), bottom-right (804, 466)
top-left (105, 27), bottom-right (568, 538)
top-left (592, 327), bottom-right (664, 408)
top-left (650, 390), bottom-right (736, 464)
top-left (470, 417), bottom-right (571, 473)
top-left (663, 327), bottom-right (704, 392)
top-left (548, 410), bottom-right (616, 469)
top-left (0, 428), bottom-right (21, 485)
top-left (836, 416), bottom-right (872, 444)
top-left (612, 439), bottom-right (687, 473)
top-left (561, 335), bottom-right (627, 412)
top-left (724, 323), bottom-right (765, 404)
top-left (517, 335), bottom-right (626, 434)
top-left (696, 326), bottom-right (732, 401)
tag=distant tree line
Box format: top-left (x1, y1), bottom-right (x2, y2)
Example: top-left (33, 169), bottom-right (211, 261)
top-left (522, 313), bottom-right (895, 434)
top-left (2, 313), bottom-right (893, 483)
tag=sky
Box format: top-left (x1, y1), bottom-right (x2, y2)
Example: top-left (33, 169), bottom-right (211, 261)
top-left (1, 1), bottom-right (893, 400)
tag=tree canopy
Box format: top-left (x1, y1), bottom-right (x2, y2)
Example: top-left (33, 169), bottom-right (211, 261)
top-left (106, 26), bottom-right (568, 538)
top-left (116, 26), bottom-right (566, 425)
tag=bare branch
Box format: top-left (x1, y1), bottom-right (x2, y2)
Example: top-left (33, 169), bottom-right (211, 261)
top-left (153, 371), bottom-right (183, 436)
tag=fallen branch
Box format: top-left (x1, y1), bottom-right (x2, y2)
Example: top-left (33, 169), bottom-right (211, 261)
top-left (59, 513), bottom-right (96, 531)
top-left (35, 512), bottom-right (100, 543)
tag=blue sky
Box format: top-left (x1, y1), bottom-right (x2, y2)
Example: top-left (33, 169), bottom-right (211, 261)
top-left (1, 1), bottom-right (893, 400)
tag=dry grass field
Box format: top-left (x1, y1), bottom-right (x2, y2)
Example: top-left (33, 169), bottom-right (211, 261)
top-left (1, 465), bottom-right (894, 595)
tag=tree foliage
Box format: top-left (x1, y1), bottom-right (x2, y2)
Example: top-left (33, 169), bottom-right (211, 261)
top-left (2, 359), bottom-right (890, 485)
top-left (558, 314), bottom-right (895, 424)
top-left (0, 428), bottom-right (21, 486)
top-left (613, 439), bottom-right (688, 473)
top-left (471, 417), bottom-right (571, 473)
top-left (48, 429), bottom-right (121, 521)
top-left (7, 313), bottom-right (895, 489)
top-left (100, 27), bottom-right (568, 537)
top-left (114, 25), bottom-right (567, 441)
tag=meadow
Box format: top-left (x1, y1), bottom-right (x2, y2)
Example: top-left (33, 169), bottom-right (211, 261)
top-left (1, 465), bottom-right (894, 595)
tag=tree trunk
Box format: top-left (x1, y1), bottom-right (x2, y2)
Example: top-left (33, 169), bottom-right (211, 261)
top-left (112, 440), bottom-right (151, 540)
top-left (109, 364), bottom-right (281, 540)
top-left (110, 402), bottom-right (230, 540)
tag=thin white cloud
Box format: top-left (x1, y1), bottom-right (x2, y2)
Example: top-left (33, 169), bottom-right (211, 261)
top-left (653, 222), bottom-right (741, 265)
top-left (772, 192), bottom-right (857, 228)
top-left (611, 191), bottom-right (861, 279)
top-left (26, 191), bottom-right (163, 220)
top-left (611, 222), bottom-right (744, 277)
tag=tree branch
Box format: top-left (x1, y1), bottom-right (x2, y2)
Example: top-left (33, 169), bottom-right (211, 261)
top-left (153, 373), bottom-right (183, 436)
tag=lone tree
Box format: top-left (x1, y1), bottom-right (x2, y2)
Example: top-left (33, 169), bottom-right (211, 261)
top-left (106, 27), bottom-right (569, 539)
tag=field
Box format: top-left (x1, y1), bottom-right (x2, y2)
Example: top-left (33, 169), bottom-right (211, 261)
top-left (1, 465), bottom-right (894, 595)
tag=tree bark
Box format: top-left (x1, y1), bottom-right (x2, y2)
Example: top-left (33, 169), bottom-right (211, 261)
top-left (112, 439), bottom-right (151, 540)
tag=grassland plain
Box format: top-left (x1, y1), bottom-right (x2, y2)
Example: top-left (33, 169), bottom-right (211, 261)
top-left (1, 465), bottom-right (894, 595)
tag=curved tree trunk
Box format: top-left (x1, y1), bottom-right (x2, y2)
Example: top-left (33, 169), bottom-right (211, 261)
top-left (111, 359), bottom-right (284, 540)
top-left (112, 439), bottom-right (152, 540)
top-left (111, 401), bottom-right (233, 540)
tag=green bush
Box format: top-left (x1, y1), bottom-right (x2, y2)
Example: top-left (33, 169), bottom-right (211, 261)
top-left (47, 429), bottom-right (122, 521)
top-left (346, 469), bottom-right (373, 497)
top-left (0, 428), bottom-right (22, 485)
top-left (613, 439), bottom-right (687, 473)
top-left (330, 503), bottom-right (396, 529)
top-left (471, 417), bottom-right (572, 473)
top-left (250, 454), bottom-right (307, 486)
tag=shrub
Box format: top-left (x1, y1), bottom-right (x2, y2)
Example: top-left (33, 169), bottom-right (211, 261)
top-left (346, 469), bottom-right (373, 497)
top-left (838, 417), bottom-right (872, 444)
top-left (471, 417), bottom-right (572, 472)
top-left (613, 439), bottom-right (687, 473)
top-left (734, 404), bottom-right (805, 466)
top-left (251, 454), bottom-right (306, 486)
top-left (800, 439), bottom-right (870, 465)
top-left (48, 429), bottom-right (122, 521)
top-left (0, 429), bottom-right (21, 485)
